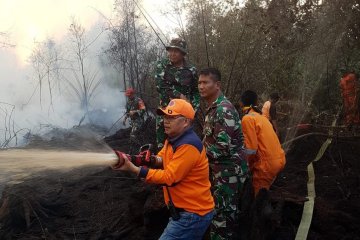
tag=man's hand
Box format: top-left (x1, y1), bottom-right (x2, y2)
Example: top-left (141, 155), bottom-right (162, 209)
top-left (129, 110), bottom-right (136, 117)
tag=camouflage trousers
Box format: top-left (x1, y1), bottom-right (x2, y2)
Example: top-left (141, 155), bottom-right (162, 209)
top-left (210, 164), bottom-right (248, 240)
top-left (156, 115), bottom-right (166, 150)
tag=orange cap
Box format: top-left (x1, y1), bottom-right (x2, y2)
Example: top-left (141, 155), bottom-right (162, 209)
top-left (156, 99), bottom-right (195, 120)
top-left (125, 88), bottom-right (135, 96)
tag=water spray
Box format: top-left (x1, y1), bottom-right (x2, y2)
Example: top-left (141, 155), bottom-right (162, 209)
top-left (0, 149), bottom-right (119, 184)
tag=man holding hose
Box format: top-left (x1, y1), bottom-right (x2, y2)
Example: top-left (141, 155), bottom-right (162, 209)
top-left (112, 99), bottom-right (214, 240)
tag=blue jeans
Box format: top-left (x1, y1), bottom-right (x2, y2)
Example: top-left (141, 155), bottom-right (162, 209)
top-left (159, 210), bottom-right (214, 240)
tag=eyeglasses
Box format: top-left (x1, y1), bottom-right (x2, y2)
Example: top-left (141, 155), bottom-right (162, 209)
top-left (163, 115), bottom-right (185, 121)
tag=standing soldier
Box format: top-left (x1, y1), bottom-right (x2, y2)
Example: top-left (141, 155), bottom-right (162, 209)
top-left (198, 68), bottom-right (249, 240)
top-left (154, 37), bottom-right (200, 149)
top-left (123, 88), bottom-right (146, 147)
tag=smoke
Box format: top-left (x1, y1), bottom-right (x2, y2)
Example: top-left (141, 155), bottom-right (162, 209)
top-left (0, 19), bottom-right (126, 148)
top-left (0, 0), bottom-right (181, 148)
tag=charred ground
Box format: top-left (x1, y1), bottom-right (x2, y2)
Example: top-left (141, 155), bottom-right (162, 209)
top-left (1, 118), bottom-right (360, 240)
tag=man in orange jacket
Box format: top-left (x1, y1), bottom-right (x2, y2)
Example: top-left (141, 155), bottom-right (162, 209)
top-left (240, 90), bottom-right (286, 196)
top-left (113, 99), bottom-right (214, 240)
top-left (340, 72), bottom-right (360, 126)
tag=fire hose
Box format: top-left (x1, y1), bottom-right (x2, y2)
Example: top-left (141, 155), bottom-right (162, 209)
top-left (295, 119), bottom-right (337, 240)
top-left (113, 144), bottom-right (163, 169)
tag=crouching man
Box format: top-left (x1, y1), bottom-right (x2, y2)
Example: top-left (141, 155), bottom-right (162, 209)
top-left (240, 90), bottom-right (286, 196)
top-left (112, 99), bottom-right (214, 240)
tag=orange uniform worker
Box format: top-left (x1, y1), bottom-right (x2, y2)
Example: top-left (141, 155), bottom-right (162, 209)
top-left (113, 99), bottom-right (214, 240)
top-left (340, 72), bottom-right (360, 125)
top-left (240, 90), bottom-right (286, 195)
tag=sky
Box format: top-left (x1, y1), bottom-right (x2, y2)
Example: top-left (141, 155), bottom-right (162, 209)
top-left (0, 0), bottom-right (176, 146)
top-left (0, 0), bottom-right (175, 65)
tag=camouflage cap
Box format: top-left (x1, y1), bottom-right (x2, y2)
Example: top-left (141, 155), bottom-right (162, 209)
top-left (166, 38), bottom-right (187, 54)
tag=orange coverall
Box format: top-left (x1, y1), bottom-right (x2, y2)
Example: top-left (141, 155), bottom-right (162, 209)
top-left (340, 73), bottom-right (360, 125)
top-left (242, 109), bottom-right (286, 195)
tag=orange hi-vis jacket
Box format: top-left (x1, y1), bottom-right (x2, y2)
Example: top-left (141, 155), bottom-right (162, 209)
top-left (340, 73), bottom-right (358, 97)
top-left (340, 73), bottom-right (360, 124)
top-left (241, 109), bottom-right (286, 194)
top-left (138, 128), bottom-right (214, 216)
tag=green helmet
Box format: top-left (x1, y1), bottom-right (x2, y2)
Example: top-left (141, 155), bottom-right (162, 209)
top-left (166, 38), bottom-right (187, 54)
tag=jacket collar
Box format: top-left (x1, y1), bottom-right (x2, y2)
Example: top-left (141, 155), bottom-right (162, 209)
top-left (245, 108), bottom-right (260, 116)
top-left (208, 93), bottom-right (226, 110)
top-left (168, 126), bottom-right (193, 145)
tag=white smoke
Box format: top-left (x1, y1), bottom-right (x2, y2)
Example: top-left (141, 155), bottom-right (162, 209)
top-left (0, 20), bottom-right (126, 148)
top-left (0, 0), bottom-right (181, 148)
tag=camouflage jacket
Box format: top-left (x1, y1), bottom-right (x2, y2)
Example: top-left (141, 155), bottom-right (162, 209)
top-left (203, 93), bottom-right (244, 167)
top-left (154, 58), bottom-right (200, 110)
top-left (126, 96), bottom-right (146, 120)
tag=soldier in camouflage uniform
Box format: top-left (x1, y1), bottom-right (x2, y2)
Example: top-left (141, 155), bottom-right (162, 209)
top-left (199, 68), bottom-right (249, 240)
top-left (154, 38), bottom-right (200, 149)
top-left (123, 88), bottom-right (146, 145)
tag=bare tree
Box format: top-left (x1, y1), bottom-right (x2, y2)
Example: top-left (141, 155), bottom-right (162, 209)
top-left (106, 0), bottom-right (163, 110)
top-left (29, 39), bottom-right (61, 110)
top-left (0, 102), bottom-right (29, 148)
top-left (0, 31), bottom-right (15, 48)
top-left (64, 18), bottom-right (103, 115)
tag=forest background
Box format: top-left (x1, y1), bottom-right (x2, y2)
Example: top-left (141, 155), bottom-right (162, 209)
top-left (1, 0), bottom-right (359, 147)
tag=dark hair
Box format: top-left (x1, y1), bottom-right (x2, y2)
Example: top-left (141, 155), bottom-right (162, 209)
top-left (199, 67), bottom-right (221, 82)
top-left (241, 90), bottom-right (258, 106)
top-left (241, 90), bottom-right (262, 114)
top-left (270, 92), bottom-right (280, 101)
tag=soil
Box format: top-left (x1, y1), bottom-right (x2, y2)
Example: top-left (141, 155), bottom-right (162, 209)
top-left (1, 116), bottom-right (360, 239)
top-left (0, 167), bottom-right (167, 240)
top-left (0, 117), bottom-right (167, 240)
top-left (270, 131), bottom-right (360, 240)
